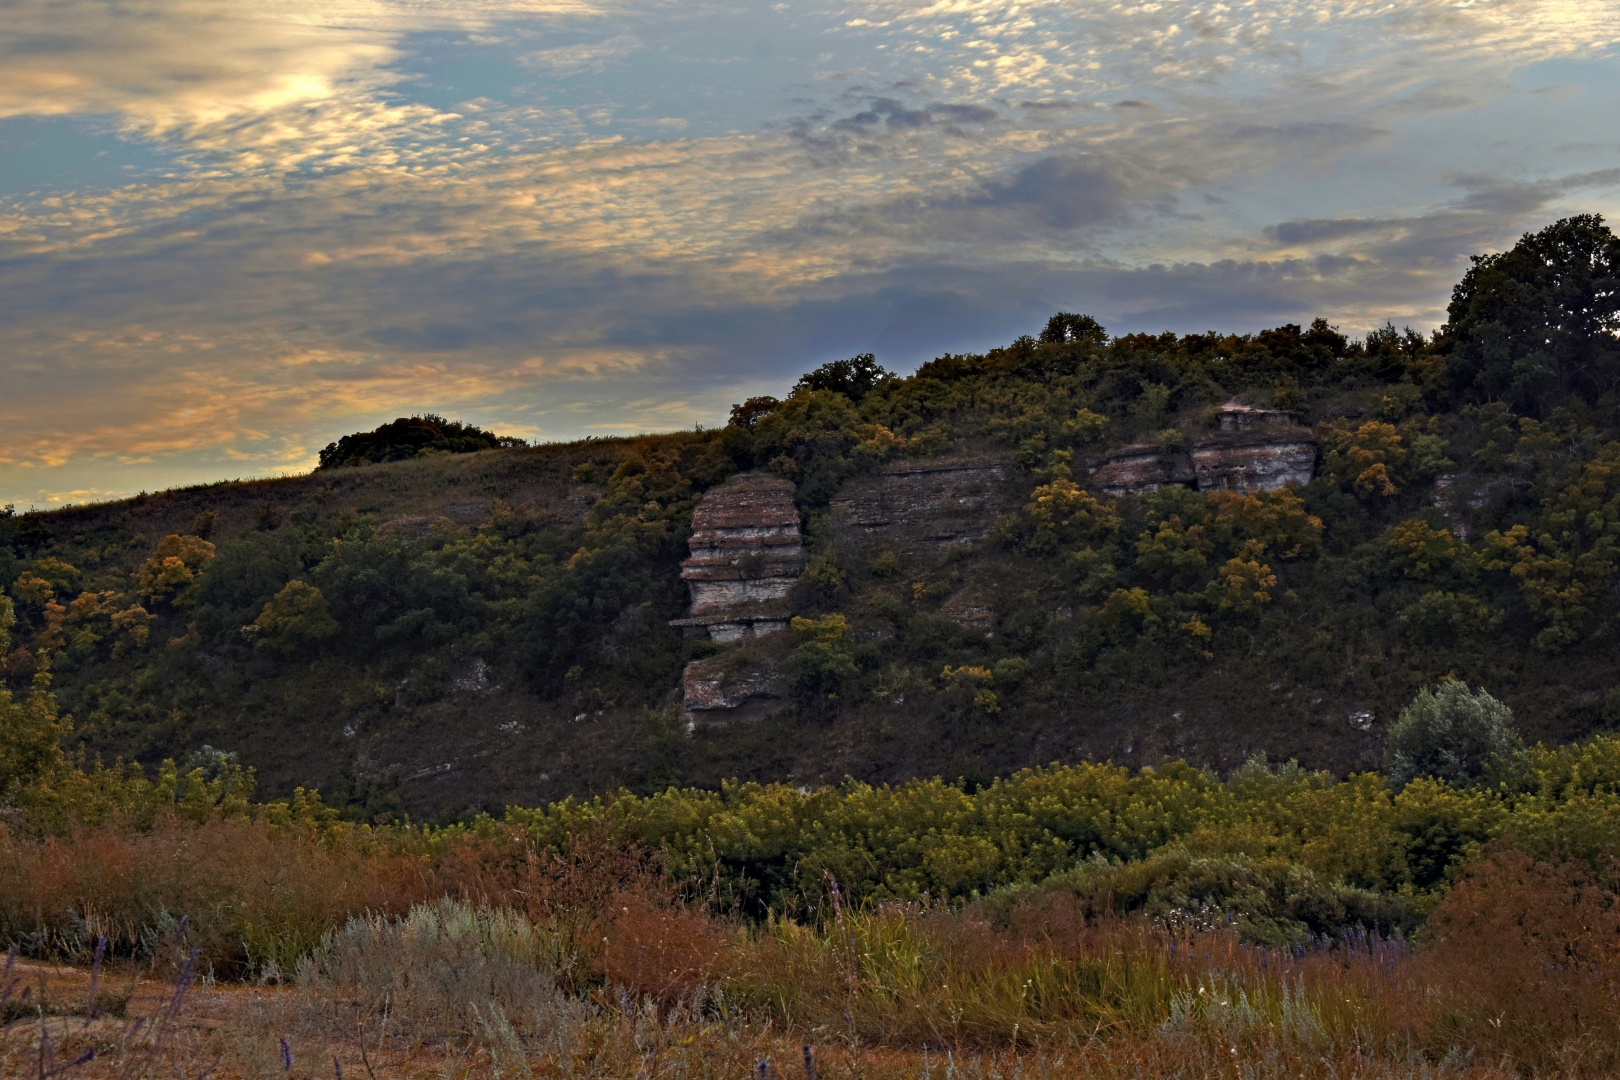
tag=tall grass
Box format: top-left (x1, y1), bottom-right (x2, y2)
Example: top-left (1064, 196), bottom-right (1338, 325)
top-left (3, 813), bottom-right (1617, 1077)
top-left (736, 898), bottom-right (1181, 1045)
top-left (0, 815), bottom-right (433, 976)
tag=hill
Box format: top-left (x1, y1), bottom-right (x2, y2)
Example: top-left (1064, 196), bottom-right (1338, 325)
top-left (3, 214), bottom-right (1619, 823)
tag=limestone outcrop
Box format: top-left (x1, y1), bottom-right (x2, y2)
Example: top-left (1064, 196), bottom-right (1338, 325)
top-left (1190, 403), bottom-right (1316, 493)
top-left (669, 472), bottom-right (805, 643)
top-left (1088, 403), bottom-right (1317, 496)
top-left (830, 456), bottom-right (1017, 558)
top-left (1092, 445), bottom-right (1195, 498)
top-left (680, 653), bottom-right (785, 726)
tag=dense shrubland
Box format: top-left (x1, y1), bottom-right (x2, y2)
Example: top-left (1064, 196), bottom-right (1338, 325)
top-left (4, 214), bottom-right (1620, 1074)
top-left (4, 217), bottom-right (1619, 811)
top-left (4, 619), bottom-right (1617, 956)
top-left (2, 694), bottom-right (1619, 1075)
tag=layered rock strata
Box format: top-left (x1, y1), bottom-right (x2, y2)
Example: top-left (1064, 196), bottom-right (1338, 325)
top-left (830, 456), bottom-right (1017, 558)
top-left (669, 472), bottom-right (805, 643)
top-left (1191, 429), bottom-right (1317, 493)
top-left (680, 653), bottom-right (786, 726)
top-left (939, 587), bottom-right (996, 635)
top-left (1092, 445), bottom-right (1196, 498)
top-left (1089, 403), bottom-right (1317, 496)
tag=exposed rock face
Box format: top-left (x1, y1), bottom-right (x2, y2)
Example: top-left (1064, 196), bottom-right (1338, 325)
top-left (1088, 403), bottom-right (1317, 496)
top-left (1092, 445), bottom-right (1196, 498)
top-left (939, 587), bottom-right (996, 635)
top-left (681, 653), bottom-right (785, 726)
top-left (830, 456), bottom-right (1017, 558)
top-left (1190, 402), bottom-right (1316, 493)
top-left (1213, 403), bottom-right (1292, 433)
top-left (669, 472), bottom-right (805, 643)
top-left (1191, 430), bottom-right (1317, 493)
top-left (1432, 472), bottom-right (1529, 540)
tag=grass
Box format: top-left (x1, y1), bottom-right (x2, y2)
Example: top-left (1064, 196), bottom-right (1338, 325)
top-left (6, 825), bottom-right (1615, 1078)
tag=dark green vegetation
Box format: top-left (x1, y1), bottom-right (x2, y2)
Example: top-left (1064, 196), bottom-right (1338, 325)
top-left (317, 413), bottom-right (523, 469)
top-left (3, 215), bottom-right (1620, 820)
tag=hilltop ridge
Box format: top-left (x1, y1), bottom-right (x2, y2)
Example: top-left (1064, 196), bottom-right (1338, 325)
top-left (4, 215), bottom-right (1619, 823)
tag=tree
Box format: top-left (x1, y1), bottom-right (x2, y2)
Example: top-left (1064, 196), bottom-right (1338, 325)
top-left (0, 653), bottom-right (70, 796)
top-left (728, 396), bottom-right (780, 431)
top-left (318, 414), bottom-right (522, 469)
top-left (242, 580), bottom-right (339, 655)
top-left (1039, 312), bottom-right (1108, 346)
top-left (792, 354), bottom-right (891, 403)
top-left (134, 533), bottom-right (216, 603)
top-left (1319, 420), bottom-right (1407, 496)
top-left (788, 614), bottom-right (858, 699)
top-left (1384, 680), bottom-right (1522, 787)
top-left (1445, 215), bottom-right (1620, 414)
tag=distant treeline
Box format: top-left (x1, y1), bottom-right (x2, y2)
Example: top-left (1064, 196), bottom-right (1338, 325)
top-left (317, 414), bottom-right (524, 469)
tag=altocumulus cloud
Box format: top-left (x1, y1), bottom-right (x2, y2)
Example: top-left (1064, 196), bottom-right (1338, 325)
top-left (0, 0), bottom-right (1618, 503)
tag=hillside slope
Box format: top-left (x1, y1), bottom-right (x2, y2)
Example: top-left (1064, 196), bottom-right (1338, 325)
top-left (4, 216), bottom-right (1619, 822)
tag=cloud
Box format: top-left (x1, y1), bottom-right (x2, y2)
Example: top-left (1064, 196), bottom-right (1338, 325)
top-left (4, 0), bottom-right (1620, 502)
top-left (1266, 217), bottom-right (1392, 245)
top-left (520, 33), bottom-right (640, 74)
top-left (976, 155), bottom-right (1125, 230)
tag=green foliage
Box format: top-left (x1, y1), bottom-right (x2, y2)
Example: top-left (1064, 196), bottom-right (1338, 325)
top-left (1446, 214), bottom-right (1620, 414)
top-left (318, 414), bottom-right (520, 469)
top-left (788, 614), bottom-right (858, 699)
top-left (1032, 849), bottom-right (1417, 945)
top-left (0, 669), bottom-right (71, 796)
top-left (940, 664), bottom-right (999, 716)
top-left (133, 533), bottom-right (215, 605)
top-left (242, 580), bottom-right (339, 654)
top-left (1319, 420), bottom-right (1407, 496)
top-left (748, 390), bottom-right (904, 505)
top-left (792, 353), bottom-right (892, 403)
top-left (1474, 441), bottom-right (1620, 651)
top-left (1398, 590), bottom-right (1503, 649)
top-left (16, 214), bottom-right (1620, 817)
top-left (492, 737), bottom-right (1620, 920)
top-left (1385, 681), bottom-right (1522, 788)
top-left (1039, 312), bottom-right (1109, 346)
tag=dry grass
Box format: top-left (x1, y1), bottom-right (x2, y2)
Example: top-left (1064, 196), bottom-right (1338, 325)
top-left (0, 817), bottom-right (435, 978)
top-left (3, 820), bottom-right (1617, 1078)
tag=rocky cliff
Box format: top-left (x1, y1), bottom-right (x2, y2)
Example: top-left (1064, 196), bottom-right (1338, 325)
top-left (830, 456), bottom-right (1018, 558)
top-left (1190, 403), bottom-right (1317, 493)
top-left (680, 649), bottom-right (787, 726)
top-left (669, 472), bottom-right (805, 643)
top-left (1092, 445), bottom-right (1195, 497)
top-left (1090, 403), bottom-right (1316, 496)
top-left (1432, 472), bottom-right (1530, 541)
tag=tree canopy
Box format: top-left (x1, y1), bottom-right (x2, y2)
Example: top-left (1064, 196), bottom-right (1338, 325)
top-left (1445, 214), bottom-right (1620, 414)
top-left (318, 415), bottom-right (522, 469)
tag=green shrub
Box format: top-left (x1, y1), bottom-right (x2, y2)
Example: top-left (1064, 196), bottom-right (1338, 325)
top-left (788, 614), bottom-right (858, 699)
top-left (1384, 680), bottom-right (1522, 788)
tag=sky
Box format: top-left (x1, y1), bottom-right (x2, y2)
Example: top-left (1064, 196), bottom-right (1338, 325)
top-left (2, 0), bottom-right (1619, 507)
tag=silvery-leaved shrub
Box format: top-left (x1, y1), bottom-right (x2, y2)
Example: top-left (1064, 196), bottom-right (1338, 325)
top-left (1384, 680), bottom-right (1522, 787)
top-left (294, 898), bottom-right (587, 1041)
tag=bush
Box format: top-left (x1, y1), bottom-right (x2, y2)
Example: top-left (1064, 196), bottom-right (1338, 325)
top-left (1025, 849), bottom-right (1417, 947)
top-left (241, 580), bottom-right (338, 655)
top-left (1384, 680), bottom-right (1521, 787)
top-left (1418, 847), bottom-right (1620, 1074)
top-left (788, 614), bottom-right (858, 700)
top-left (295, 899), bottom-right (586, 1038)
